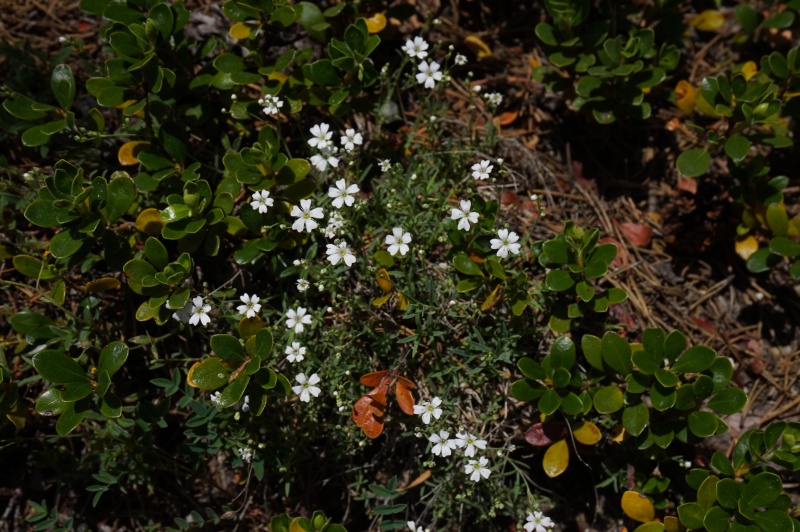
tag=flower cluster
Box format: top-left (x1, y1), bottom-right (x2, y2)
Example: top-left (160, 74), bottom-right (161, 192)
top-left (524, 511), bottom-right (554, 532)
top-left (258, 94), bottom-right (284, 115)
top-left (403, 36), bottom-right (443, 90)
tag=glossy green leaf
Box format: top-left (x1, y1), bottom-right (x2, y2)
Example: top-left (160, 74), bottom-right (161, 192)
top-left (51, 64), bottom-right (76, 109)
top-left (742, 472), bottom-right (781, 509)
top-left (632, 349), bottom-right (660, 375)
top-left (56, 401), bottom-right (87, 436)
top-left (753, 508), bottom-right (792, 530)
top-left (144, 237), bottom-right (169, 271)
top-left (650, 383), bottom-right (677, 411)
top-left (769, 237), bottom-right (800, 258)
top-left (61, 380), bottom-right (94, 402)
top-left (664, 329), bottom-right (686, 361)
top-left (550, 336), bottom-right (576, 369)
top-left (36, 388), bottom-right (66, 416)
top-left (707, 388), bottom-right (747, 415)
top-left (601, 331), bottom-right (632, 375)
top-left (622, 402), bottom-right (649, 436)
top-left (511, 379), bottom-right (544, 402)
top-left (210, 334), bottom-right (246, 362)
top-left (50, 228), bottom-right (84, 258)
top-left (677, 148), bottom-right (712, 178)
top-left (98, 341), bottom-right (128, 377)
top-left (218, 374), bottom-right (249, 408)
top-left (724, 134), bottom-right (751, 162)
top-left (32, 350), bottom-right (88, 384)
top-left (688, 411), bottom-right (720, 438)
top-left (671, 345), bottom-right (716, 373)
top-left (593, 385), bottom-right (623, 414)
top-left (518, 357), bottom-right (545, 380)
top-left (581, 334), bottom-right (604, 371)
top-left (187, 357), bottom-right (231, 390)
top-left (25, 200), bottom-right (62, 227)
top-left (677, 502), bottom-right (705, 529)
top-left (703, 506), bottom-right (731, 532)
top-left (105, 175), bottom-right (135, 222)
top-left (100, 391), bottom-right (122, 418)
top-left (22, 120), bottom-right (67, 147)
top-left (255, 328), bottom-right (273, 360)
top-left (545, 270), bottom-right (576, 291)
top-left (538, 389), bottom-right (561, 415)
top-left (453, 254), bottom-right (483, 276)
top-left (542, 238), bottom-right (569, 265)
top-left (13, 255), bottom-right (57, 280)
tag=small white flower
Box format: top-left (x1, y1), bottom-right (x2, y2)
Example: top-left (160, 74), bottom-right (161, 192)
top-left (450, 200), bottom-right (479, 231)
top-left (429, 430), bottom-right (458, 457)
top-left (259, 94), bottom-right (284, 115)
top-left (250, 190), bottom-right (274, 213)
top-left (238, 447), bottom-right (253, 463)
top-left (296, 279), bottom-right (310, 292)
top-left (472, 84), bottom-right (482, 93)
top-left (326, 241), bottom-right (356, 267)
top-left (416, 60), bottom-right (442, 89)
top-left (340, 129), bottom-right (363, 152)
top-left (308, 123), bottom-right (333, 150)
top-left (471, 160), bottom-right (493, 180)
top-left (524, 511), bottom-right (554, 532)
top-left (407, 522), bottom-right (427, 532)
top-left (484, 92), bottom-right (503, 106)
top-left (285, 306), bottom-right (312, 334)
top-left (290, 199), bottom-right (324, 233)
top-left (210, 391), bottom-right (222, 405)
top-left (189, 296), bottom-right (211, 327)
top-left (402, 36), bottom-right (429, 59)
top-left (379, 159), bottom-right (392, 172)
top-left (412, 397), bottom-right (443, 425)
top-left (464, 456), bottom-right (491, 482)
top-left (285, 342), bottom-right (306, 363)
top-left (239, 395), bottom-right (250, 412)
top-left (454, 432), bottom-right (487, 458)
top-left (292, 372), bottom-right (321, 402)
top-left (530, 193), bottom-right (539, 202)
top-left (454, 53), bottom-right (467, 66)
top-left (310, 147), bottom-right (340, 172)
top-left (328, 179), bottom-right (360, 208)
top-left (236, 293), bottom-right (261, 318)
top-left (385, 227), bottom-right (412, 256)
top-left (490, 229), bottom-right (521, 258)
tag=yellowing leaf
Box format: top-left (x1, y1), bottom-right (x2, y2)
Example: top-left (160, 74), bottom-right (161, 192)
top-left (363, 13), bottom-right (387, 34)
top-left (289, 518), bottom-right (306, 532)
top-left (528, 55), bottom-right (541, 68)
top-left (376, 268), bottom-right (393, 292)
top-left (115, 99), bottom-right (137, 110)
top-left (229, 22), bottom-right (252, 40)
top-left (691, 10), bottom-right (725, 32)
top-left (542, 439), bottom-right (569, 478)
top-left (621, 491), bottom-right (656, 523)
top-left (84, 277), bottom-right (121, 292)
top-left (633, 523), bottom-right (665, 532)
top-left (464, 35), bottom-right (492, 60)
top-left (789, 214), bottom-right (800, 237)
top-left (480, 284), bottom-right (504, 311)
top-left (664, 516), bottom-right (682, 532)
top-left (372, 293), bottom-right (391, 307)
top-left (735, 235), bottom-right (759, 260)
top-left (610, 424), bottom-right (628, 442)
top-left (675, 80), bottom-right (696, 115)
top-left (268, 71), bottom-right (288, 84)
top-left (238, 316), bottom-right (265, 340)
top-left (118, 141), bottom-right (150, 166)
top-left (741, 61), bottom-right (758, 81)
top-left (399, 469), bottom-right (431, 491)
top-left (396, 292), bottom-right (410, 311)
top-left (694, 90), bottom-right (719, 117)
top-left (573, 421), bottom-right (602, 445)
top-left (134, 208), bottom-right (164, 234)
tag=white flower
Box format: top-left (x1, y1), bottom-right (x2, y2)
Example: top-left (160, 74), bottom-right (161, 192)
top-left (471, 160), bottom-right (493, 180)
top-left (472, 84), bottom-right (482, 93)
top-left (296, 279), bottom-right (310, 292)
top-left (464, 456), bottom-right (491, 482)
top-left (454, 53), bottom-right (467, 66)
top-left (238, 447), bottom-right (253, 463)
top-left (450, 200), bottom-right (479, 231)
top-left (285, 342), bottom-right (306, 363)
top-left (250, 190), bottom-right (274, 213)
top-left (310, 147), bottom-right (340, 172)
top-left (290, 199), bottom-right (324, 233)
top-left (524, 511), bottom-right (554, 532)
top-left (490, 229), bottom-right (521, 258)
top-left (484, 92), bottom-right (503, 106)
top-left (259, 94), bottom-right (284, 115)
top-left (292, 372), bottom-right (321, 402)
top-left (412, 397), bottom-right (443, 425)
top-left (328, 179), bottom-right (360, 208)
top-left (210, 391), bottom-right (222, 405)
top-left (379, 159), bottom-right (392, 172)
top-left (416, 60), bottom-right (442, 89)
top-left (407, 522), bottom-right (428, 532)
top-left (385, 227), bottom-right (412, 256)
top-left (285, 306), bottom-right (312, 334)
top-left (429, 430), bottom-right (458, 457)
top-left (189, 296), bottom-right (211, 327)
top-left (236, 293), bottom-right (261, 318)
top-left (340, 129), bottom-right (363, 152)
top-left (530, 193), bottom-right (539, 202)
top-left (402, 36), bottom-right (429, 59)
top-left (326, 241), bottom-right (356, 267)
top-left (239, 395), bottom-right (250, 412)
top-left (308, 123), bottom-right (332, 150)
top-left (454, 432), bottom-right (487, 458)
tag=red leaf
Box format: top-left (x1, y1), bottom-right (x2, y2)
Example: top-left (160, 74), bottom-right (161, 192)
top-left (524, 423), bottom-right (567, 447)
top-left (690, 316), bottom-right (716, 333)
top-left (620, 223), bottom-right (653, 247)
top-left (501, 190), bottom-right (519, 206)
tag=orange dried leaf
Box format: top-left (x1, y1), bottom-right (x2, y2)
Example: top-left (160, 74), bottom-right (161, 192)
top-left (573, 421), bottom-right (602, 445)
top-left (363, 13), bottom-right (387, 34)
top-left (376, 268), bottom-right (393, 292)
top-left (735, 235), bottom-right (759, 260)
top-left (677, 177), bottom-right (698, 195)
top-left (621, 491), bottom-right (655, 523)
top-left (399, 470), bottom-right (431, 491)
top-left (360, 370), bottom-right (389, 387)
top-left (674, 80), bottom-right (696, 115)
top-left (395, 381), bottom-right (415, 415)
top-left (464, 35), bottom-right (492, 60)
top-left (396, 375), bottom-right (415, 389)
top-left (498, 109), bottom-right (519, 125)
top-left (542, 439), bottom-right (569, 478)
top-left (620, 223), bottom-right (653, 247)
top-left (361, 414), bottom-right (384, 438)
top-left (118, 141), bottom-right (149, 166)
top-left (691, 9), bottom-right (725, 32)
top-left (366, 383), bottom-right (389, 405)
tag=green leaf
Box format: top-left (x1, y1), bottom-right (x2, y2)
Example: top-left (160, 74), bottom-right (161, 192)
top-left (753, 508), bottom-right (793, 530)
top-left (601, 331), bottom-right (632, 375)
top-left (50, 229), bottom-right (84, 258)
top-left (373, 250), bottom-right (395, 267)
top-left (747, 247), bottom-right (781, 273)
top-left (538, 389), bottom-right (561, 415)
top-left (650, 383), bottom-right (677, 411)
top-left (707, 388), bottom-right (747, 415)
top-left (632, 349), bottom-right (661, 375)
top-left (210, 334), bottom-right (246, 362)
top-left (453, 254), bottom-right (483, 276)
top-left (56, 401), bottom-right (87, 436)
top-left (144, 237), bottom-right (169, 271)
top-left (306, 59), bottom-right (342, 85)
top-left (13, 255), bottom-right (57, 280)
top-left (511, 379), bottom-right (544, 402)
top-left (22, 120), bottom-right (67, 147)
top-left (677, 148), bottom-right (712, 178)
top-left (187, 357), bottom-right (231, 390)
top-left (123, 259), bottom-right (158, 294)
top-left (255, 328), bottom-right (273, 360)
top-left (688, 411), bottom-right (720, 438)
top-left (769, 237), bottom-right (800, 258)
top-left (98, 341), bottom-right (128, 377)
top-left (724, 134), bottom-right (751, 163)
top-left (677, 502), bottom-right (706, 529)
top-left (276, 158), bottom-right (311, 185)
top-left (542, 238), bottom-right (569, 265)
top-left (161, 204), bottom-right (191, 222)
top-left (32, 350), bottom-right (88, 384)
top-left (581, 334), bottom-right (604, 371)
top-left (703, 506), bottom-right (731, 532)
top-left (716, 478), bottom-right (741, 509)
top-left (622, 402), bottom-right (649, 436)
top-left (518, 357), bottom-right (545, 380)
top-left (742, 472), bottom-right (782, 509)
top-left (104, 176), bottom-right (135, 222)
top-left (654, 368), bottom-right (678, 387)
top-left (3, 95), bottom-right (49, 120)
top-left (51, 64), bottom-right (76, 109)
top-left (710, 451), bottom-right (735, 477)
top-left (550, 337), bottom-right (576, 369)
top-left (35, 388), bottom-right (65, 416)
top-left (456, 278), bottom-right (481, 293)
top-left (766, 204), bottom-right (789, 237)
top-left (575, 281), bottom-right (595, 302)
top-left (671, 345), bottom-right (716, 373)
top-left (61, 381), bottom-right (94, 402)
top-left (25, 200), bottom-right (63, 227)
top-left (593, 385), bottom-right (623, 414)
top-left (484, 257), bottom-right (507, 280)
top-left (100, 391), bottom-right (122, 417)
top-left (218, 374), bottom-right (249, 407)
top-left (149, 2), bottom-right (174, 39)
top-left (545, 270), bottom-right (575, 291)
top-left (664, 330), bottom-right (686, 361)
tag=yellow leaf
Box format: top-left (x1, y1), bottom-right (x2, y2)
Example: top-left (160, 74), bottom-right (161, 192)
top-left (363, 13), bottom-right (387, 34)
top-left (376, 268), bottom-right (393, 292)
top-left (542, 439), bottom-right (569, 478)
top-left (268, 71), bottom-right (289, 84)
top-left (573, 421), bottom-right (602, 445)
top-left (621, 491), bottom-right (656, 523)
top-left (633, 523), bottom-right (665, 532)
top-left (674, 80), bottom-right (696, 115)
top-left (741, 61), bottom-right (758, 81)
top-left (691, 9), bottom-right (725, 32)
top-left (694, 90), bottom-right (719, 117)
top-left (664, 516), bottom-right (683, 532)
top-left (238, 316), bottom-right (264, 340)
top-left (186, 362), bottom-right (202, 388)
top-left (528, 55), bottom-right (541, 68)
top-left (118, 140), bottom-right (150, 166)
top-left (229, 22), bottom-right (251, 40)
top-left (735, 235), bottom-right (759, 261)
top-left (788, 214), bottom-right (800, 237)
top-left (289, 518), bottom-right (305, 532)
top-left (134, 208), bottom-right (164, 234)
top-left (84, 277), bottom-right (121, 292)
top-left (610, 424), bottom-right (628, 442)
top-left (115, 99), bottom-right (137, 110)
top-left (464, 35), bottom-right (492, 60)
top-left (399, 470), bottom-right (431, 491)
top-left (480, 284), bottom-right (504, 311)
top-left (372, 293), bottom-right (392, 307)
top-left (396, 292), bottom-right (410, 311)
